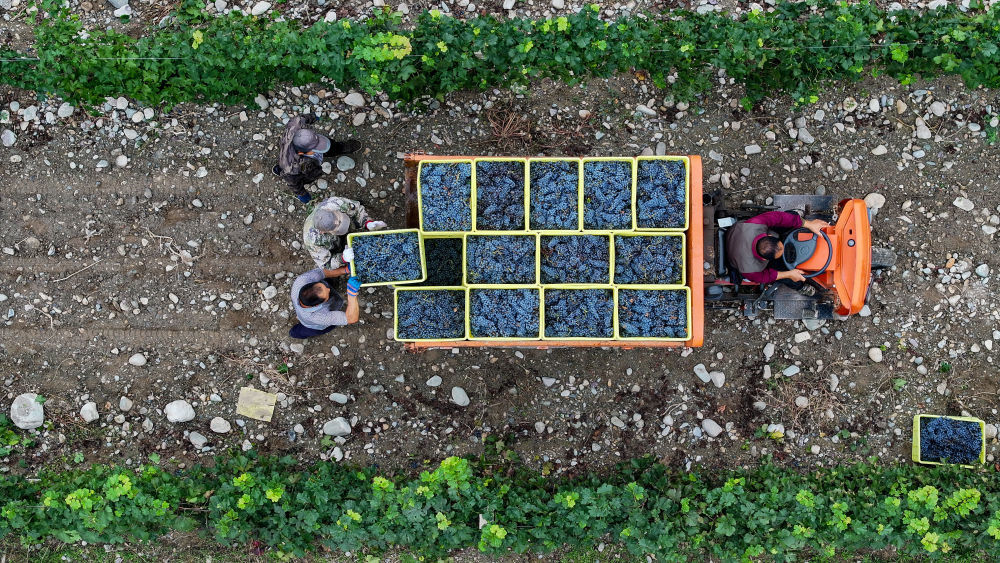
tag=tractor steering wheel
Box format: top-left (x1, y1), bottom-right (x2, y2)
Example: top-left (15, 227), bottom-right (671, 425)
top-left (781, 227), bottom-right (833, 279)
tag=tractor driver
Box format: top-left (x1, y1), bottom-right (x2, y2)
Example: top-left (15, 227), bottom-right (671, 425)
top-left (725, 211), bottom-right (829, 285)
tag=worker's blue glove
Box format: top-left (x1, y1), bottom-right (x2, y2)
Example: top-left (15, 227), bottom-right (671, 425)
top-left (346, 277), bottom-right (361, 297)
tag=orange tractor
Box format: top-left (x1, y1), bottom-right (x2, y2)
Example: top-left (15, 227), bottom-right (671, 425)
top-left (704, 192), bottom-right (895, 320)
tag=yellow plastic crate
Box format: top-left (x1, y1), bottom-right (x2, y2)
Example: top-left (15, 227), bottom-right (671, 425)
top-left (633, 156), bottom-right (690, 231)
top-left (527, 157), bottom-right (583, 231)
top-left (612, 233), bottom-right (687, 286)
top-left (581, 157), bottom-right (637, 231)
top-left (417, 159), bottom-right (476, 234)
top-left (346, 229), bottom-right (427, 288)
top-left (472, 158), bottom-right (529, 232)
top-left (466, 285), bottom-right (542, 341)
top-left (393, 286), bottom-right (468, 342)
top-left (614, 286), bottom-right (692, 342)
top-left (416, 233), bottom-right (466, 287)
top-left (540, 285), bottom-right (616, 341)
top-left (538, 231), bottom-right (614, 285)
top-left (464, 232), bottom-right (539, 286)
top-left (911, 414), bottom-right (986, 468)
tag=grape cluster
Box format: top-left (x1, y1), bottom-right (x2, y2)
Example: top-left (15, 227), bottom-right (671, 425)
top-left (614, 235), bottom-right (683, 284)
top-left (466, 235), bottom-right (536, 284)
top-left (420, 162), bottom-right (472, 231)
top-left (544, 289), bottom-right (613, 338)
top-left (351, 231), bottom-right (423, 284)
top-left (418, 237), bottom-right (463, 286)
top-left (540, 235), bottom-right (610, 284)
top-left (583, 160), bottom-right (632, 229)
top-left (476, 160), bottom-right (526, 230)
top-left (636, 159), bottom-right (687, 229)
top-left (618, 289), bottom-right (688, 338)
top-left (470, 288), bottom-right (540, 338)
top-left (529, 161), bottom-right (579, 230)
top-left (920, 417), bottom-right (982, 464)
top-left (396, 289), bottom-right (466, 339)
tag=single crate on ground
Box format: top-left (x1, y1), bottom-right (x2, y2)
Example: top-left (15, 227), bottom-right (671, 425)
top-left (417, 236), bottom-right (464, 287)
top-left (395, 288), bottom-right (467, 341)
top-left (419, 161), bottom-right (473, 232)
top-left (635, 157), bottom-right (688, 230)
top-left (348, 230), bottom-right (424, 286)
top-left (469, 287), bottom-right (540, 339)
top-left (543, 288), bottom-right (614, 339)
top-left (529, 159), bottom-right (580, 230)
top-left (614, 234), bottom-right (685, 285)
top-left (475, 159), bottom-right (527, 230)
top-left (617, 288), bottom-right (689, 339)
top-left (465, 234), bottom-right (537, 284)
top-left (583, 158), bottom-right (634, 230)
top-left (540, 234), bottom-right (611, 284)
top-left (914, 415), bottom-right (985, 466)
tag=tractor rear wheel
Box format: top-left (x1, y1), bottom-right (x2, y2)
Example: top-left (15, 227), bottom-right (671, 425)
top-left (871, 247), bottom-right (896, 270)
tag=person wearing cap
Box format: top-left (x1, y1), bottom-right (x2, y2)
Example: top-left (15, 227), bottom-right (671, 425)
top-left (274, 113), bottom-right (361, 204)
top-left (289, 268), bottom-right (362, 339)
top-left (303, 196), bottom-right (388, 270)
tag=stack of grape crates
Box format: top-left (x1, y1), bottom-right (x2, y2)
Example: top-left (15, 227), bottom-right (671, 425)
top-left (348, 157), bottom-right (691, 344)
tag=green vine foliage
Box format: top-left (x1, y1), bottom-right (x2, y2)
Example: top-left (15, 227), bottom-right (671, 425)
top-left (2, 449), bottom-right (1000, 559)
top-left (1, 0), bottom-right (999, 108)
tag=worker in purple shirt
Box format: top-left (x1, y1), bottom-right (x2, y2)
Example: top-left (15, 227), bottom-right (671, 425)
top-left (725, 211), bottom-right (829, 284)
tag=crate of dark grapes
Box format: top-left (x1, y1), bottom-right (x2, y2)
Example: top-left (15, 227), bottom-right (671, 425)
top-left (418, 160), bottom-right (474, 232)
top-left (912, 414), bottom-right (985, 467)
top-left (528, 158), bottom-right (581, 231)
top-left (634, 156), bottom-right (689, 230)
top-left (465, 233), bottom-right (538, 285)
top-left (616, 287), bottom-right (691, 341)
top-left (582, 157), bottom-right (635, 230)
top-left (474, 158), bottom-right (527, 231)
top-left (542, 287), bottom-right (614, 340)
top-left (540, 233), bottom-right (612, 284)
top-left (346, 229), bottom-right (426, 287)
top-left (394, 287), bottom-right (468, 342)
top-left (467, 286), bottom-right (540, 340)
top-left (416, 235), bottom-right (464, 287)
top-left (613, 233), bottom-right (686, 285)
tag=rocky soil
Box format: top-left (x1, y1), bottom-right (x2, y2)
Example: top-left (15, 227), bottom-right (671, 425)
top-left (2, 1), bottom-right (1000, 484)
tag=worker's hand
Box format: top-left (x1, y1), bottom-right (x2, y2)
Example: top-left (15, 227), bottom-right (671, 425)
top-left (364, 220), bottom-right (387, 231)
top-left (780, 269), bottom-right (807, 282)
top-left (803, 218), bottom-right (830, 235)
top-left (341, 247), bottom-right (354, 263)
top-left (346, 277), bottom-right (361, 297)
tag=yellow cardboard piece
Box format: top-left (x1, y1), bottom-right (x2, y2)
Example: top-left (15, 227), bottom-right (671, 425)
top-left (237, 386), bottom-right (277, 422)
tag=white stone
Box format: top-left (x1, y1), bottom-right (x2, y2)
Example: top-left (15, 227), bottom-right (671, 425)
top-left (119, 396), bottom-right (133, 411)
top-left (782, 365), bottom-right (800, 377)
top-left (290, 343), bottom-right (304, 355)
top-left (128, 353), bottom-right (147, 366)
top-left (763, 342), bottom-right (775, 360)
top-left (794, 331), bottom-right (811, 343)
top-left (165, 400), bottom-right (195, 423)
top-left (551, 0), bottom-right (564, 7)
top-left (80, 402), bottom-right (99, 423)
top-left (426, 376), bottom-right (442, 387)
top-left (535, 421), bottom-right (546, 433)
top-left (868, 347), bottom-right (883, 363)
top-left (975, 264), bottom-right (989, 277)
top-left (693, 363), bottom-right (711, 383)
top-left (953, 197), bottom-right (975, 212)
top-left (986, 424), bottom-right (998, 440)
top-left (329, 393), bottom-right (349, 404)
top-left (701, 419), bottom-right (723, 437)
top-left (189, 432), bottom-right (208, 448)
top-left (795, 396), bottom-right (809, 408)
top-left (709, 371), bottom-right (725, 388)
top-left (57, 103), bottom-right (74, 118)
top-left (451, 386), bottom-right (470, 407)
top-left (929, 101), bottom-right (946, 117)
top-left (337, 156), bottom-right (356, 171)
top-left (11, 393), bottom-right (44, 429)
top-left (262, 285), bottom-right (278, 300)
top-left (915, 118), bottom-right (932, 139)
top-left (254, 94), bottom-right (269, 109)
top-left (871, 144), bottom-right (887, 156)
top-left (1, 129), bottom-right (15, 147)
top-left (502, 0), bottom-right (515, 8)
top-left (797, 128), bottom-right (814, 144)
top-left (635, 104), bottom-right (656, 117)
top-left (115, 155), bottom-right (129, 167)
top-left (838, 157), bottom-right (853, 172)
top-left (323, 417), bottom-right (351, 436)
top-left (210, 417), bottom-right (232, 433)
top-left (744, 144), bottom-right (762, 155)
top-left (344, 93), bottom-right (365, 107)
top-left (250, 1), bottom-right (271, 15)
top-left (864, 192), bottom-right (886, 212)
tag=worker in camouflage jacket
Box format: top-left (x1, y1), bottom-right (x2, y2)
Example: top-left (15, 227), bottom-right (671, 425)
top-left (273, 113), bottom-right (361, 204)
top-left (303, 196), bottom-right (388, 270)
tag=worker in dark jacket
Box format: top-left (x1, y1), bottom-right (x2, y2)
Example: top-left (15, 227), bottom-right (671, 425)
top-left (725, 211), bottom-right (829, 284)
top-left (273, 114), bottom-right (361, 204)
